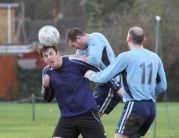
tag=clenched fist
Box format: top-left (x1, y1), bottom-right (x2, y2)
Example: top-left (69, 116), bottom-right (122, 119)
top-left (43, 74), bottom-right (50, 87)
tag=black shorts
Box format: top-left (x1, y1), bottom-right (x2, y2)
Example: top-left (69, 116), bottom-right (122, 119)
top-left (52, 111), bottom-right (107, 138)
top-left (93, 84), bottom-right (121, 114)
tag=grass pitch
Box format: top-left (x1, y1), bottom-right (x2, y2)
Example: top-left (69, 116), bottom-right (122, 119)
top-left (0, 102), bottom-right (178, 138)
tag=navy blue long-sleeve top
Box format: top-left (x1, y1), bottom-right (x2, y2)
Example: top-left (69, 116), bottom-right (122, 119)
top-left (41, 57), bottom-right (120, 117)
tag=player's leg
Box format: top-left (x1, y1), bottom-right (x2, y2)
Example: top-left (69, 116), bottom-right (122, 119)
top-left (93, 84), bottom-right (109, 117)
top-left (115, 101), bottom-right (143, 138)
top-left (77, 111), bottom-right (107, 138)
top-left (115, 100), bottom-right (155, 138)
top-left (102, 90), bottom-right (121, 114)
top-left (52, 117), bottom-right (80, 138)
top-left (114, 133), bottom-right (129, 138)
top-left (134, 101), bottom-right (156, 137)
top-left (93, 84), bottom-right (121, 117)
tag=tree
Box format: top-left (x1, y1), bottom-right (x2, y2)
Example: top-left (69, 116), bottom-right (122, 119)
top-left (85, 0), bottom-right (179, 101)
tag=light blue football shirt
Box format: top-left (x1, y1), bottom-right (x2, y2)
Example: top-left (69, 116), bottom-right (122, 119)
top-left (88, 48), bottom-right (167, 102)
top-left (76, 32), bottom-right (116, 70)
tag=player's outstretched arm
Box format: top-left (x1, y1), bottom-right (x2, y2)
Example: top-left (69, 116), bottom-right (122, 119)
top-left (84, 69), bottom-right (122, 97)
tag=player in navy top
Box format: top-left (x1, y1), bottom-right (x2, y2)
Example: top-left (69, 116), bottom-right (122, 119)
top-left (85, 26), bottom-right (167, 138)
top-left (65, 27), bottom-right (121, 117)
top-left (38, 45), bottom-right (120, 138)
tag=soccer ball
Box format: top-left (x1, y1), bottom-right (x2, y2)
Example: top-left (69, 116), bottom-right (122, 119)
top-left (38, 25), bottom-right (60, 46)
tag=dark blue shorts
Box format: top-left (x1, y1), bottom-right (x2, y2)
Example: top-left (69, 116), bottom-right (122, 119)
top-left (115, 100), bottom-right (156, 137)
top-left (93, 84), bottom-right (121, 114)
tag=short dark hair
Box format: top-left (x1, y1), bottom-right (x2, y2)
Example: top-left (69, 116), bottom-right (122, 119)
top-left (129, 27), bottom-right (144, 45)
top-left (65, 27), bottom-right (85, 43)
top-left (37, 45), bottom-right (58, 57)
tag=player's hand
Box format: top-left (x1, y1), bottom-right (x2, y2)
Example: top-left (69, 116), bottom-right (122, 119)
top-left (84, 70), bottom-right (95, 78)
top-left (43, 74), bottom-right (50, 88)
top-left (63, 54), bottom-right (79, 57)
top-left (63, 54), bottom-right (87, 62)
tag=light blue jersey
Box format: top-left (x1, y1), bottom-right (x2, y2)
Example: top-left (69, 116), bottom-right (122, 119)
top-left (88, 48), bottom-right (167, 102)
top-left (76, 32), bottom-right (121, 114)
top-left (76, 32), bottom-right (116, 70)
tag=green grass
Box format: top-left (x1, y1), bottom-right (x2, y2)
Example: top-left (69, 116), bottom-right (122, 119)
top-left (0, 102), bottom-right (179, 138)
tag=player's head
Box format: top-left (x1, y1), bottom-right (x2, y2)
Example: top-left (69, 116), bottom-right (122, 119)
top-left (127, 26), bottom-right (146, 48)
top-left (65, 27), bottom-right (88, 50)
top-left (38, 45), bottom-right (61, 69)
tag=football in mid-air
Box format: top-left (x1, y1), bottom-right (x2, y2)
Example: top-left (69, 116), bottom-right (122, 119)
top-left (38, 25), bottom-right (60, 46)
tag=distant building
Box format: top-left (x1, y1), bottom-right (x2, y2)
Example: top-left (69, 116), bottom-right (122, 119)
top-left (17, 49), bottom-right (46, 69)
top-left (0, 2), bottom-right (19, 100)
top-left (0, 1), bottom-right (86, 100)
